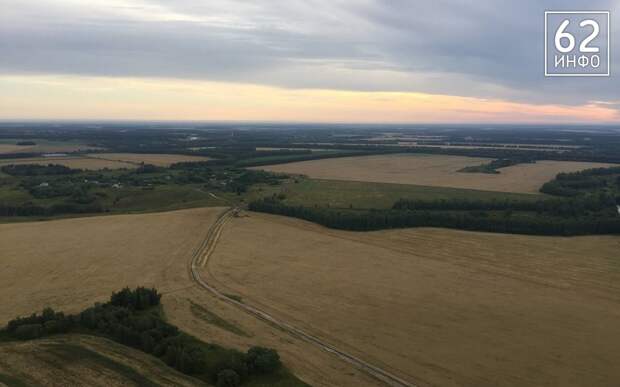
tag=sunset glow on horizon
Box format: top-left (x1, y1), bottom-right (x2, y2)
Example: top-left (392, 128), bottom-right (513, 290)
top-left (1, 75), bottom-right (618, 124)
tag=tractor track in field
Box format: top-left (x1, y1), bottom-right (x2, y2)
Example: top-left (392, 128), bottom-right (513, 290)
top-left (188, 207), bottom-right (416, 387)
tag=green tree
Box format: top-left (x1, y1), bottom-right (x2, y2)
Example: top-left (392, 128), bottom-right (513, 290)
top-left (217, 369), bottom-right (240, 387)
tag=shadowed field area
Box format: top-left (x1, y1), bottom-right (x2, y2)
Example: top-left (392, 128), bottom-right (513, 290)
top-left (255, 154), bottom-right (614, 194)
top-left (206, 212), bottom-right (620, 387)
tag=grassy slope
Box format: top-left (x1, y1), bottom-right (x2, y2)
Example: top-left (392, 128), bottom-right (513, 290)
top-left (0, 334), bottom-right (206, 387)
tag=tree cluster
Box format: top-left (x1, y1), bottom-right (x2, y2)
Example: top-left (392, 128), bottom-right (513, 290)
top-left (135, 164), bottom-right (164, 174)
top-left (3, 287), bottom-right (282, 387)
top-left (110, 287), bottom-right (161, 310)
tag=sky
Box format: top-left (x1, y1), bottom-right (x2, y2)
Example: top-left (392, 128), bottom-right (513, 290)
top-left (0, 0), bottom-right (618, 123)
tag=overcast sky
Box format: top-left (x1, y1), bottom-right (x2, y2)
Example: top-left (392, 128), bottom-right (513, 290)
top-left (0, 0), bottom-right (618, 122)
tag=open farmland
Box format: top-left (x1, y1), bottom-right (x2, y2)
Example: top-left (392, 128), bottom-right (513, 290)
top-left (255, 154), bottom-right (614, 194)
top-left (0, 157), bottom-right (136, 170)
top-left (0, 208), bottom-right (221, 318)
top-left (206, 212), bottom-right (620, 387)
top-left (0, 208), bottom-right (377, 387)
top-left (86, 153), bottom-right (211, 167)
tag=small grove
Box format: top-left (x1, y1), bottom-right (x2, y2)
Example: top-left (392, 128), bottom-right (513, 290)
top-left (2, 287), bottom-right (294, 387)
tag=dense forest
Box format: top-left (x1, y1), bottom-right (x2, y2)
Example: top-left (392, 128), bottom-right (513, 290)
top-left (392, 193), bottom-right (618, 218)
top-left (3, 287), bottom-right (287, 387)
top-left (540, 166), bottom-right (620, 197)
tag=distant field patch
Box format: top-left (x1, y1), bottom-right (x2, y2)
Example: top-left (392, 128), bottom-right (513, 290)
top-left (256, 154), bottom-right (614, 194)
top-left (0, 139), bottom-right (99, 154)
top-left (0, 157), bottom-right (135, 170)
top-left (87, 153), bottom-right (210, 166)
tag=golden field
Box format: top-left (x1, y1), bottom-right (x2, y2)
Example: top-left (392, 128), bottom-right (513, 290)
top-left (86, 153), bottom-right (211, 167)
top-left (0, 208), bottom-right (377, 387)
top-left (3, 207), bottom-right (620, 386)
top-left (254, 154), bottom-right (614, 193)
top-left (206, 212), bottom-right (620, 387)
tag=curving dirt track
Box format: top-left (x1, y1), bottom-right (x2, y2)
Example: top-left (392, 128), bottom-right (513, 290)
top-left (189, 208), bottom-right (416, 387)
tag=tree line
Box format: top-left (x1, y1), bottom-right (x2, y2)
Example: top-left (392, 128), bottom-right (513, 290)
top-left (249, 198), bottom-right (620, 236)
top-left (1, 163), bottom-right (81, 176)
top-left (3, 287), bottom-right (283, 387)
top-left (541, 166), bottom-right (620, 197)
top-left (0, 202), bottom-right (104, 217)
top-left (392, 192), bottom-right (618, 218)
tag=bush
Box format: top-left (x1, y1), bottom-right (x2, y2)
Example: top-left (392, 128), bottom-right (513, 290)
top-left (110, 287), bottom-right (161, 310)
top-left (217, 369), bottom-right (241, 387)
top-left (246, 346), bottom-right (281, 374)
top-left (15, 324), bottom-right (42, 340)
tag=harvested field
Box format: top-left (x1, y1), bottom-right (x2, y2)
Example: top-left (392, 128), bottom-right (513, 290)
top-left (87, 153), bottom-right (210, 166)
top-left (0, 157), bottom-right (135, 170)
top-left (0, 208), bottom-right (219, 318)
top-left (255, 154), bottom-right (614, 193)
top-left (0, 334), bottom-right (204, 386)
top-left (0, 208), bottom-right (376, 387)
top-left (0, 141), bottom-right (98, 155)
top-left (205, 212), bottom-right (620, 387)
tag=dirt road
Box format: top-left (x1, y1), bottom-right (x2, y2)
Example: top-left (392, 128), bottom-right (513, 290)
top-left (189, 208), bottom-right (416, 387)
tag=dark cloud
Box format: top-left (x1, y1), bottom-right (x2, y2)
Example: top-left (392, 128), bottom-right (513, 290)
top-left (1, 0), bottom-right (618, 106)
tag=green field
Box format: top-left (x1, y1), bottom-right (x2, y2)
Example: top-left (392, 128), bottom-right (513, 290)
top-left (278, 178), bottom-right (542, 210)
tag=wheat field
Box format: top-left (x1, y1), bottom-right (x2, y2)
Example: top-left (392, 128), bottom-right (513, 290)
top-left (255, 154), bottom-right (614, 193)
top-left (205, 211), bottom-right (620, 387)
